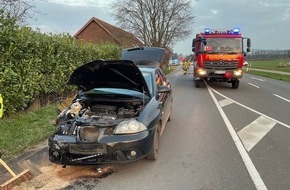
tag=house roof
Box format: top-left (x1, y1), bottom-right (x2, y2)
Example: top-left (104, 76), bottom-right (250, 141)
top-left (73, 17), bottom-right (143, 47)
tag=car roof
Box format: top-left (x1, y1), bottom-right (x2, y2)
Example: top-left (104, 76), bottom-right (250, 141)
top-left (122, 46), bottom-right (165, 66)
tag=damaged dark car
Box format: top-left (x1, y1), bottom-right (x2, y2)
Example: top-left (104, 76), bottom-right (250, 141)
top-left (49, 47), bottom-right (173, 165)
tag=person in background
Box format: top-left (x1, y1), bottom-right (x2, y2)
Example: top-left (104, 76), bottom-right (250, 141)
top-left (182, 60), bottom-right (190, 74)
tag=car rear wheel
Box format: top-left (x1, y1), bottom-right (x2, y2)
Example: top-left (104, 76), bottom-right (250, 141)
top-left (146, 123), bottom-right (160, 160)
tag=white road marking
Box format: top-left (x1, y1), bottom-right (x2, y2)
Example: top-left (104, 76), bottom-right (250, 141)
top-left (206, 83), bottom-right (268, 190)
top-left (238, 116), bottom-right (277, 152)
top-left (210, 87), bottom-right (290, 130)
top-left (248, 83), bottom-right (260, 88)
top-left (273, 94), bottom-right (290, 103)
top-left (219, 99), bottom-right (233, 107)
top-left (251, 77), bottom-right (266, 82)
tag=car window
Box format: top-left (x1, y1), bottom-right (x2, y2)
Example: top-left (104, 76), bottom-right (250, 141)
top-left (155, 69), bottom-right (166, 88)
top-left (141, 71), bottom-right (153, 95)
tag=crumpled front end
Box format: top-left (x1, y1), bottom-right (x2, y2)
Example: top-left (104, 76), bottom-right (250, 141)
top-left (48, 130), bottom-right (154, 165)
top-left (48, 98), bottom-right (157, 165)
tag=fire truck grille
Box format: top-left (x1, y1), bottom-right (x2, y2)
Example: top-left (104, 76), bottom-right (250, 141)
top-left (204, 61), bottom-right (238, 70)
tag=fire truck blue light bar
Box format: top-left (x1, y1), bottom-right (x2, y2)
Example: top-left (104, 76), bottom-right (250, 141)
top-left (233, 28), bottom-right (240, 34)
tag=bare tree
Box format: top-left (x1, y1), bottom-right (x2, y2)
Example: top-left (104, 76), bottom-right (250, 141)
top-left (0, 0), bottom-right (38, 24)
top-left (111, 0), bottom-right (196, 48)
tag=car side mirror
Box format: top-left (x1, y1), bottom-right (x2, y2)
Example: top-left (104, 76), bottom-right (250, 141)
top-left (202, 38), bottom-right (207, 46)
top-left (158, 85), bottom-right (171, 93)
top-left (192, 39), bottom-right (196, 52)
top-left (247, 38), bottom-right (251, 48)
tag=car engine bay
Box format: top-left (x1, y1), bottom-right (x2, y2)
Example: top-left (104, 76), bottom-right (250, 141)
top-left (55, 98), bottom-right (146, 138)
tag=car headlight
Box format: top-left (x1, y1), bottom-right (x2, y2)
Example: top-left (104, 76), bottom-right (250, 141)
top-left (114, 119), bottom-right (147, 134)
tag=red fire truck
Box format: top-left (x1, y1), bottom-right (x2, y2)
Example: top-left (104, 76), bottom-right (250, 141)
top-left (192, 28), bottom-right (251, 89)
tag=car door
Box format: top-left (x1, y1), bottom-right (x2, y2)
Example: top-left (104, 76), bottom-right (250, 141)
top-left (155, 69), bottom-right (171, 134)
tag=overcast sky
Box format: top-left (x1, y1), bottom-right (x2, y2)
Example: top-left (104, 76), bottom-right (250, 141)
top-left (28, 0), bottom-right (290, 55)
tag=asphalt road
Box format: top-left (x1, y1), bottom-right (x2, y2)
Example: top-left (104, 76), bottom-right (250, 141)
top-left (14, 67), bottom-right (290, 190)
top-left (206, 72), bottom-right (290, 190)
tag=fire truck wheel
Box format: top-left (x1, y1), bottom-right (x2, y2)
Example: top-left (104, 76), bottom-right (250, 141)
top-left (195, 80), bottom-right (201, 88)
top-left (232, 80), bottom-right (240, 89)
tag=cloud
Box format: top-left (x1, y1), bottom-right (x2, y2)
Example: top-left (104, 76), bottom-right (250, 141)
top-left (281, 7), bottom-right (290, 20)
top-left (211, 9), bottom-right (218, 15)
top-left (29, 0), bottom-right (117, 35)
top-left (46, 0), bottom-right (113, 7)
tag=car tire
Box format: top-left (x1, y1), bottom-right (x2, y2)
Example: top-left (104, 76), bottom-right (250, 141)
top-left (146, 123), bottom-right (160, 161)
top-left (167, 102), bottom-right (172, 121)
top-left (232, 80), bottom-right (239, 89)
top-left (195, 79), bottom-right (201, 88)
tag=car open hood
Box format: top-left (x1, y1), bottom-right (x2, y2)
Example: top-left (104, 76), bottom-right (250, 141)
top-left (67, 60), bottom-right (151, 97)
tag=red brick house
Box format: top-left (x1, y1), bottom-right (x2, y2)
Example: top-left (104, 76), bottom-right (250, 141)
top-left (73, 17), bottom-right (143, 47)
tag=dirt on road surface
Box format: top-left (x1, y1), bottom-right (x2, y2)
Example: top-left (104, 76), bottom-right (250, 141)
top-left (12, 164), bottom-right (116, 190)
top-left (1, 141), bottom-right (116, 190)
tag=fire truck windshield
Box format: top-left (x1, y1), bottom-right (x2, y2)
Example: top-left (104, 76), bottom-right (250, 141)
top-left (202, 38), bottom-right (242, 53)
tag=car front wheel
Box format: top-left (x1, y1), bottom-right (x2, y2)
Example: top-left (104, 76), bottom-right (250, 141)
top-left (167, 102), bottom-right (172, 122)
top-left (195, 79), bottom-right (201, 88)
top-left (146, 123), bottom-right (160, 160)
top-left (232, 80), bottom-right (240, 89)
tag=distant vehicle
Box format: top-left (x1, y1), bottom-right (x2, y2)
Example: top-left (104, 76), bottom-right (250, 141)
top-left (170, 59), bottom-right (180, 65)
top-left (192, 28), bottom-right (251, 89)
top-left (49, 47), bottom-right (173, 165)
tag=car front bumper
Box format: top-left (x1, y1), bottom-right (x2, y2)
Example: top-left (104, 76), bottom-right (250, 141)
top-left (48, 129), bottom-right (154, 165)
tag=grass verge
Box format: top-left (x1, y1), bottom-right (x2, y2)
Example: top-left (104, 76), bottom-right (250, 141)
top-left (244, 59), bottom-right (290, 83)
top-left (244, 70), bottom-right (290, 82)
top-left (247, 59), bottom-right (290, 72)
top-left (164, 65), bottom-right (178, 75)
top-left (0, 104), bottom-right (57, 160)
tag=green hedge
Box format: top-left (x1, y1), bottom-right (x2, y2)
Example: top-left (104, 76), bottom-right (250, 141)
top-left (0, 15), bottom-right (122, 115)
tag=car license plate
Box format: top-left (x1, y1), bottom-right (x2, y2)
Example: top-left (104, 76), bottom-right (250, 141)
top-left (214, 70), bottom-right (226, 74)
top-left (69, 144), bottom-right (107, 155)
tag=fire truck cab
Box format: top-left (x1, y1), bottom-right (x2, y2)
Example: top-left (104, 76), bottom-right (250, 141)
top-left (192, 28), bottom-right (251, 89)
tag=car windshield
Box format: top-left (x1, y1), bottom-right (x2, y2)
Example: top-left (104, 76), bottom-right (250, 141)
top-left (202, 38), bottom-right (242, 53)
top-left (84, 88), bottom-right (149, 99)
